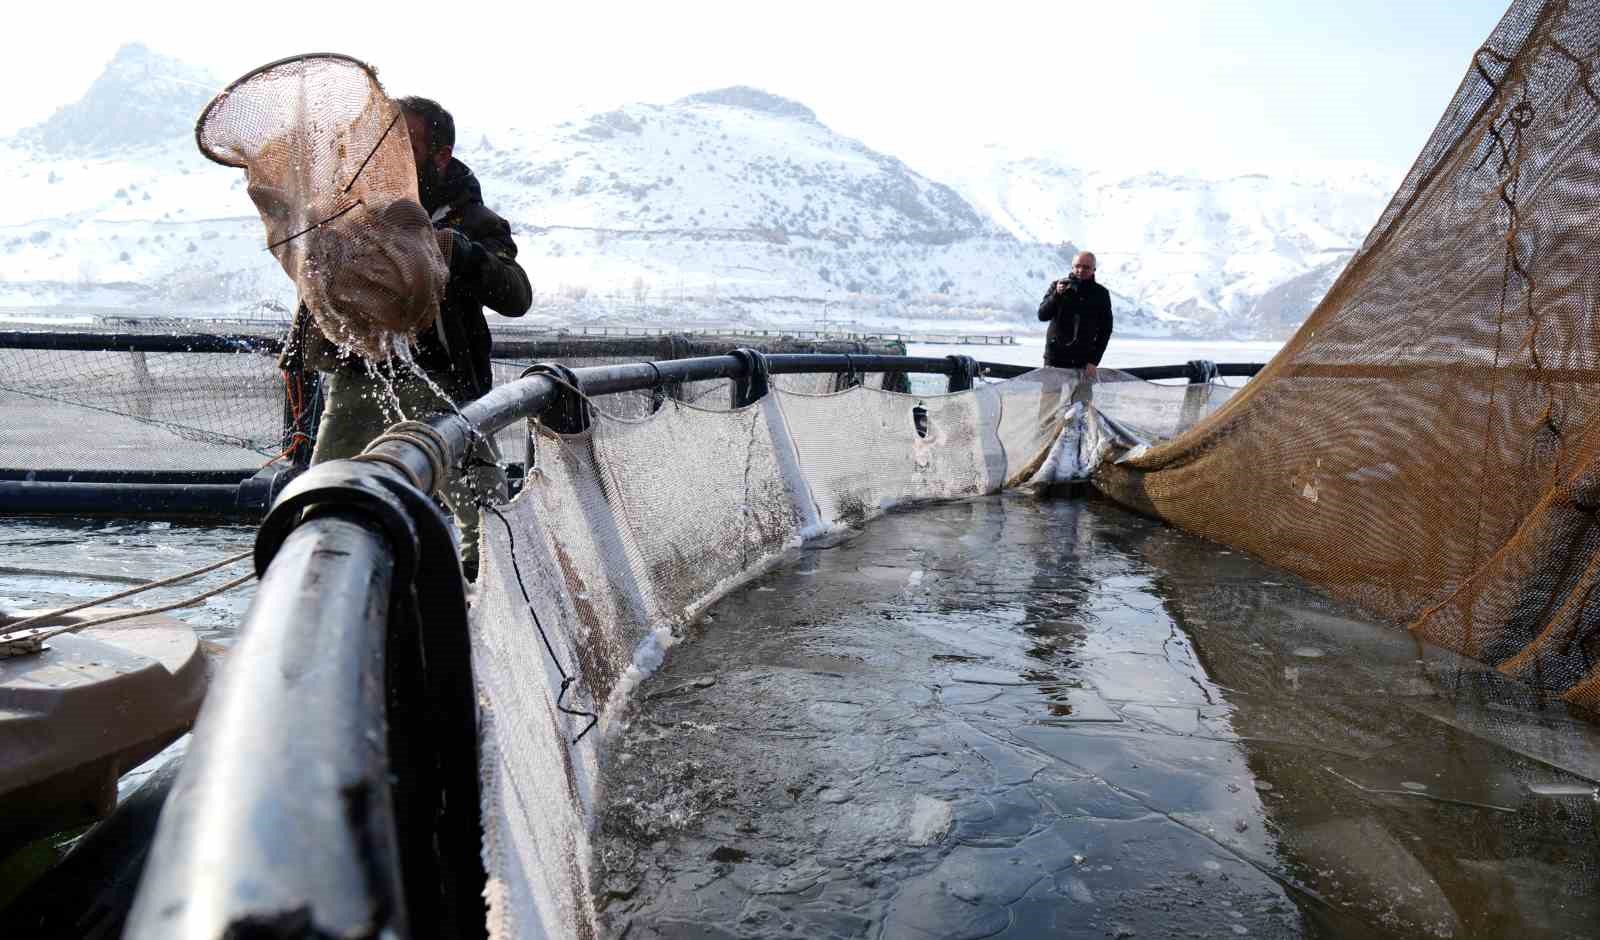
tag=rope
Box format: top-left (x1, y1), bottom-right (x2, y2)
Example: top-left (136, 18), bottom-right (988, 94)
top-left (23, 571), bottom-right (256, 645)
top-left (363, 420), bottom-right (453, 493)
top-left (530, 368), bottom-right (682, 424)
top-left (481, 502), bottom-right (598, 743)
top-left (353, 450), bottom-right (425, 491)
top-left (1, 548), bottom-right (254, 636)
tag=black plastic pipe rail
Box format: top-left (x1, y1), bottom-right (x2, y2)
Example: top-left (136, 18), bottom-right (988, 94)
top-left (121, 351), bottom-right (1261, 939)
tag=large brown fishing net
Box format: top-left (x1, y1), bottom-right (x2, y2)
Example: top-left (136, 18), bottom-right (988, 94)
top-left (1095, 0), bottom-right (1600, 710)
top-left (196, 54), bottom-right (447, 359)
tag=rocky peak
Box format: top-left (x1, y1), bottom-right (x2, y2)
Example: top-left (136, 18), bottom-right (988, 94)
top-left (676, 86), bottom-right (819, 124)
top-left (18, 42), bottom-right (218, 154)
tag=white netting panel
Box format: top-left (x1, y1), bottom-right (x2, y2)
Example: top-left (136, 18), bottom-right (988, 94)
top-left (1088, 369), bottom-right (1239, 442)
top-left (779, 387), bottom-right (998, 523)
top-left (470, 370), bottom-right (1194, 938)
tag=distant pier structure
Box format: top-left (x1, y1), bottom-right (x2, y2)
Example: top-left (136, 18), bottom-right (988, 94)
top-left (562, 324), bottom-right (1018, 345)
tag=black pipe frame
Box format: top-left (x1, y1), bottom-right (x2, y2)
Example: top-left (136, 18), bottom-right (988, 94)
top-left (125, 513), bottom-right (407, 937)
top-left (124, 352), bottom-right (1260, 938)
top-left (0, 354), bottom-right (1263, 518)
top-left (0, 331), bottom-right (282, 354)
top-left (371, 354), bottom-right (1266, 493)
top-left (0, 327), bottom-right (1262, 385)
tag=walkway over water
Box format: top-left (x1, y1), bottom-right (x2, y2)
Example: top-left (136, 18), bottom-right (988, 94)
top-left (596, 495), bottom-right (1600, 939)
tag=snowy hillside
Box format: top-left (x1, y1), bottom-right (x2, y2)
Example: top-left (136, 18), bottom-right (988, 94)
top-left (922, 147), bottom-right (1396, 337)
top-left (461, 87), bottom-right (1176, 334)
top-left (0, 44), bottom-right (1395, 338)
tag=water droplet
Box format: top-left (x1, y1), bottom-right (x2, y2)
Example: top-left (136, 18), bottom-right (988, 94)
top-left (1400, 781), bottom-right (1427, 791)
top-left (1292, 647), bottom-right (1324, 658)
top-left (1528, 782), bottom-right (1598, 798)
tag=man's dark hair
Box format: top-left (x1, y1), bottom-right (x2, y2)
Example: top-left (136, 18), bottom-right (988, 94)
top-left (396, 96), bottom-right (455, 154)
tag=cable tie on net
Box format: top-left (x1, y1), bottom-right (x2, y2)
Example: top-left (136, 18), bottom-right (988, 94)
top-left (482, 503), bottom-right (598, 744)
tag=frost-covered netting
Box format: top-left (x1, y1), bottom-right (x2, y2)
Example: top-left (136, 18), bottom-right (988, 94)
top-left (0, 327), bottom-right (906, 475)
top-left (473, 369), bottom-right (1207, 938)
top-left (1095, 0), bottom-right (1600, 710)
top-left (0, 323), bottom-right (291, 472)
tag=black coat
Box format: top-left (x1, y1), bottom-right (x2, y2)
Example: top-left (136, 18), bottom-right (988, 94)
top-left (1037, 278), bottom-right (1113, 368)
top-left (415, 158), bottom-right (533, 396)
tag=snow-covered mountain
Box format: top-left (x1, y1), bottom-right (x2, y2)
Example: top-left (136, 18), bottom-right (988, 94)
top-left (0, 44), bottom-right (1396, 338)
top-left (920, 147), bottom-right (1397, 338)
top-left (460, 87), bottom-right (1175, 333)
top-left (20, 42), bottom-right (216, 154)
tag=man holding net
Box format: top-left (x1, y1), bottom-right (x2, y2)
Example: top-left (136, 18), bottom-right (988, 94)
top-left (294, 95), bottom-right (533, 581)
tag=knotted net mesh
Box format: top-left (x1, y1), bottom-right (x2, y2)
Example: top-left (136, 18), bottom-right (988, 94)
top-left (1095, 0), bottom-right (1600, 710)
top-left (196, 54), bottom-right (447, 359)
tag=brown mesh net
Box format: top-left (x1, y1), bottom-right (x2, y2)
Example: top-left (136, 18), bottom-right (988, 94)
top-left (1095, 0), bottom-right (1600, 711)
top-left (196, 54), bottom-right (446, 359)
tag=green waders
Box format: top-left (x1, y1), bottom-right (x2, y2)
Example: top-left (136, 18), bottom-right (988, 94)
top-left (311, 367), bottom-right (507, 580)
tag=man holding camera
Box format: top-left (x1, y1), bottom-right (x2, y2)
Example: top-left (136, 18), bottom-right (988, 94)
top-left (1037, 251), bottom-right (1113, 375)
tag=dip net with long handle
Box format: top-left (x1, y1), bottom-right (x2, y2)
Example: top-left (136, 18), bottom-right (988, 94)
top-left (196, 53), bottom-right (447, 359)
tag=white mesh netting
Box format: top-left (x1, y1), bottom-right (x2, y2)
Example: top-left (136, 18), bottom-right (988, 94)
top-left (467, 367), bottom-right (1215, 938)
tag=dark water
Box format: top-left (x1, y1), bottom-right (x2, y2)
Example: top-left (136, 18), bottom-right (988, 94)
top-left (596, 495), bottom-right (1600, 939)
top-left (0, 516), bottom-right (257, 644)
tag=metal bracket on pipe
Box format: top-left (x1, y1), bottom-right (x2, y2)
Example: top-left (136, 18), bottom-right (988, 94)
top-left (0, 629), bottom-right (46, 658)
top-left (730, 348), bottom-right (771, 408)
top-left (835, 353), bottom-right (864, 391)
top-left (945, 355), bottom-right (980, 392)
top-left (1185, 359), bottom-right (1219, 384)
top-left (519, 363), bottom-right (591, 434)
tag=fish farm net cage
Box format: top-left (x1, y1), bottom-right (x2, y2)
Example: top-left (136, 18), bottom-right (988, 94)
top-left (0, 318), bottom-right (915, 515)
top-left (1097, 0), bottom-right (1600, 712)
top-left (26, 2), bottom-right (1600, 936)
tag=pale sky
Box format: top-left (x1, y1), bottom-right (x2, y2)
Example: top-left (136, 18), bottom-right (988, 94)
top-left (3, 0), bottom-right (1510, 177)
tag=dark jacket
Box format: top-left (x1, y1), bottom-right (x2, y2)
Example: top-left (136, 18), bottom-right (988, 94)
top-left (281, 157), bottom-right (532, 397)
top-left (415, 158), bottom-right (533, 396)
top-left (1037, 278), bottom-right (1113, 368)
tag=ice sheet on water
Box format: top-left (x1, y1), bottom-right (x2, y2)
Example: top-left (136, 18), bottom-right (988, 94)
top-left (594, 496), bottom-right (1600, 938)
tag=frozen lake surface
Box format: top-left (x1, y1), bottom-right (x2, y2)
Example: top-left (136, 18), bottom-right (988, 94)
top-left (594, 495), bottom-right (1600, 939)
top-left (910, 337), bottom-right (1285, 375)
